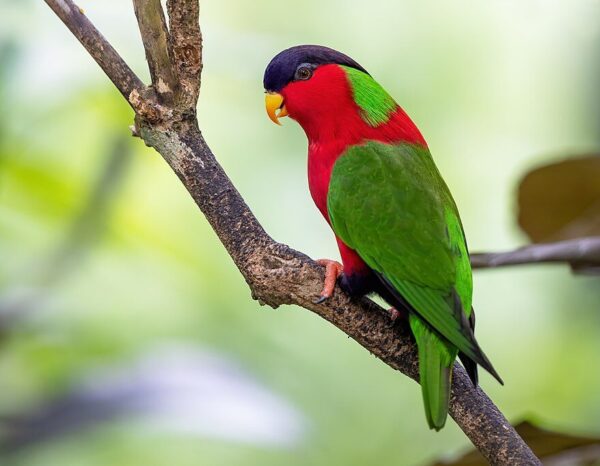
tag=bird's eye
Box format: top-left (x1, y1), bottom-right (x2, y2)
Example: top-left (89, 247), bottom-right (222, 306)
top-left (295, 65), bottom-right (313, 81)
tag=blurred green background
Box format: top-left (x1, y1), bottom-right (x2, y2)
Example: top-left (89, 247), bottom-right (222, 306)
top-left (1, 1), bottom-right (599, 465)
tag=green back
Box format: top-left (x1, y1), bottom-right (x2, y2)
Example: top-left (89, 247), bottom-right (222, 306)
top-left (327, 141), bottom-right (479, 361)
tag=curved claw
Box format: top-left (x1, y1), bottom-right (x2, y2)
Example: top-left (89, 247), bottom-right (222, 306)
top-left (314, 259), bottom-right (343, 304)
top-left (313, 295), bottom-right (328, 305)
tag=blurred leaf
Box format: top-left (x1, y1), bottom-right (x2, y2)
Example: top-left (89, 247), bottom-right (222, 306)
top-left (430, 420), bottom-right (600, 466)
top-left (518, 156), bottom-right (600, 243)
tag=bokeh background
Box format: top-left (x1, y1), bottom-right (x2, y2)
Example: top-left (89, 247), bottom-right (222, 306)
top-left (1, 1), bottom-right (599, 465)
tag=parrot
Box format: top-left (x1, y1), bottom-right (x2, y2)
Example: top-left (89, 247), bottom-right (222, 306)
top-left (262, 45), bottom-right (502, 431)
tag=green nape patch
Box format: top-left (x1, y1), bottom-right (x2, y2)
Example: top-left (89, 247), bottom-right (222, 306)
top-left (341, 65), bottom-right (397, 127)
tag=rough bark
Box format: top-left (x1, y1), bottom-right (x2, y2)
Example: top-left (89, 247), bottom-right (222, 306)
top-left (166, 0), bottom-right (202, 109)
top-left (43, 0), bottom-right (545, 464)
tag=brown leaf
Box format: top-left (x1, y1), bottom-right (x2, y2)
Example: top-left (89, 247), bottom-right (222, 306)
top-left (429, 420), bottom-right (600, 466)
top-left (518, 156), bottom-right (600, 243)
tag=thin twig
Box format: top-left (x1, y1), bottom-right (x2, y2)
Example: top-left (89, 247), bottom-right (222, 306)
top-left (132, 0), bottom-right (178, 104)
top-left (43, 2), bottom-right (542, 464)
top-left (471, 237), bottom-right (600, 269)
top-left (43, 0), bottom-right (143, 103)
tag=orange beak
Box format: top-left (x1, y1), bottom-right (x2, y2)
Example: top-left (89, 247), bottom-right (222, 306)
top-left (265, 92), bottom-right (289, 125)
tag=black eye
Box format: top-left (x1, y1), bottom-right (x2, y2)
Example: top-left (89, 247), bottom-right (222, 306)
top-left (295, 65), bottom-right (313, 81)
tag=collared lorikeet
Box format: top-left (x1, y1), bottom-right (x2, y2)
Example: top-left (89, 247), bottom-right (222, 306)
top-left (263, 45), bottom-right (502, 431)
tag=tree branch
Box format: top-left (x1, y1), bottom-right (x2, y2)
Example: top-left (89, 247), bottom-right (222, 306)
top-left (471, 237), bottom-right (600, 271)
top-left (43, 2), bottom-right (541, 464)
top-left (166, 0), bottom-right (202, 110)
top-left (43, 0), bottom-right (143, 103)
top-left (132, 0), bottom-right (178, 104)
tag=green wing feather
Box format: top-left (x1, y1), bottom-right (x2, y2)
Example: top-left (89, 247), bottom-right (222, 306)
top-left (327, 141), bottom-right (501, 428)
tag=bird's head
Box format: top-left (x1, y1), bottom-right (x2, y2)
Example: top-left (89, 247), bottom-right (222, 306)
top-left (263, 45), bottom-right (426, 146)
top-left (264, 45), bottom-right (398, 137)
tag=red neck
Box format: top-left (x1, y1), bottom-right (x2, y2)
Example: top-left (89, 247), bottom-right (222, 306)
top-left (280, 64), bottom-right (426, 220)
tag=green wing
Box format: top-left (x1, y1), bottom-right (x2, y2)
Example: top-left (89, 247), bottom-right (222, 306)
top-left (327, 141), bottom-right (500, 380)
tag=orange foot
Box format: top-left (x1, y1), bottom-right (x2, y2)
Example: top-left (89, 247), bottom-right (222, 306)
top-left (314, 259), bottom-right (343, 304)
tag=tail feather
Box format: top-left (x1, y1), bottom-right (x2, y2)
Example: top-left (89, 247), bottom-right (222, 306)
top-left (410, 315), bottom-right (454, 431)
top-left (376, 273), bottom-right (502, 385)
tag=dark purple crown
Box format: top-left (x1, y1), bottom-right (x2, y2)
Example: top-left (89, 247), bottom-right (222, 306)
top-left (263, 45), bottom-right (368, 92)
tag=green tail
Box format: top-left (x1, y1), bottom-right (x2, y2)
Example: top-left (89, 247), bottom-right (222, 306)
top-left (410, 314), bottom-right (456, 431)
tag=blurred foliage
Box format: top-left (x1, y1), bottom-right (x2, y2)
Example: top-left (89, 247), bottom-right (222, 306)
top-left (0, 346), bottom-right (307, 455)
top-left (0, 1), bottom-right (599, 466)
top-left (430, 420), bottom-right (600, 466)
top-left (518, 156), bottom-right (600, 243)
